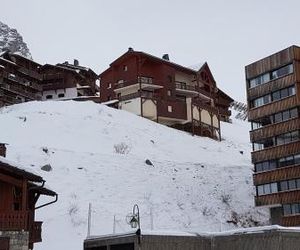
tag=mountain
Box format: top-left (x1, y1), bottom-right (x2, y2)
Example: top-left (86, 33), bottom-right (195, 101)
top-left (0, 101), bottom-right (269, 250)
top-left (0, 21), bottom-right (32, 58)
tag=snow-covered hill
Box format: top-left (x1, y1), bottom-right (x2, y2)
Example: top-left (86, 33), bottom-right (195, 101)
top-left (0, 101), bottom-right (269, 250)
top-left (0, 21), bottom-right (32, 58)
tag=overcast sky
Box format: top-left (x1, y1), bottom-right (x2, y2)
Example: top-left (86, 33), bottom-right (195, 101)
top-left (1, 0), bottom-right (300, 101)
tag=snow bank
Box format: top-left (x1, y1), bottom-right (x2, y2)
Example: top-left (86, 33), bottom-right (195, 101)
top-left (0, 101), bottom-right (269, 250)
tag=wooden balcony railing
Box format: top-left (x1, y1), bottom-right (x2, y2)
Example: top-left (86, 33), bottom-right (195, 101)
top-left (250, 117), bottom-right (300, 142)
top-left (0, 82), bottom-right (40, 100)
top-left (0, 212), bottom-right (28, 230)
top-left (1, 71), bottom-right (42, 91)
top-left (192, 99), bottom-right (218, 114)
top-left (281, 214), bottom-right (300, 226)
top-left (248, 95), bottom-right (297, 121)
top-left (247, 74), bottom-right (295, 100)
top-left (115, 78), bottom-right (160, 89)
top-left (0, 92), bottom-right (23, 104)
top-left (175, 82), bottom-right (197, 92)
top-left (251, 141), bottom-right (300, 163)
top-left (255, 190), bottom-right (300, 206)
top-left (218, 107), bottom-right (231, 117)
top-left (30, 221), bottom-right (42, 243)
top-left (253, 164), bottom-right (300, 185)
top-left (18, 67), bottom-right (43, 81)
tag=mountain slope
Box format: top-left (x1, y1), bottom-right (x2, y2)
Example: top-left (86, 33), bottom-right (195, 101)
top-left (0, 101), bottom-right (269, 250)
top-left (0, 21), bottom-right (32, 58)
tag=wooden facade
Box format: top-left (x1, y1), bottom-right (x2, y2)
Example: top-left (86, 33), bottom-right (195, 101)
top-left (0, 51), bottom-right (42, 107)
top-left (40, 60), bottom-right (98, 101)
top-left (99, 48), bottom-right (233, 140)
top-left (245, 45), bottom-right (300, 226)
top-left (0, 145), bottom-right (57, 249)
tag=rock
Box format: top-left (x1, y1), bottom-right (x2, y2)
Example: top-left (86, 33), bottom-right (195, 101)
top-left (41, 164), bottom-right (52, 172)
top-left (145, 159), bottom-right (153, 166)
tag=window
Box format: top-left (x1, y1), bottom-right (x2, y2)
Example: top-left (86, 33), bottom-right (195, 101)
top-left (257, 182), bottom-right (278, 196)
top-left (58, 93), bottom-right (65, 98)
top-left (283, 203), bottom-right (300, 215)
top-left (250, 85), bottom-right (296, 108)
top-left (46, 95), bottom-right (53, 99)
top-left (123, 65), bottom-right (128, 71)
top-left (167, 90), bottom-right (171, 96)
top-left (167, 75), bottom-right (172, 83)
top-left (168, 105), bottom-right (172, 112)
top-left (251, 107), bottom-right (298, 131)
top-left (283, 204), bottom-right (292, 215)
top-left (249, 73), bottom-right (270, 88)
top-left (108, 83), bottom-right (112, 89)
top-left (271, 64), bottom-right (293, 80)
top-left (279, 178), bottom-right (300, 192)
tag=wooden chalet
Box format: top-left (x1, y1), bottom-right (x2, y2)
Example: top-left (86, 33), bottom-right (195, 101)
top-left (0, 51), bottom-right (42, 107)
top-left (245, 45), bottom-right (300, 226)
top-left (40, 60), bottom-right (98, 101)
top-left (99, 48), bottom-right (233, 140)
top-left (0, 144), bottom-right (57, 250)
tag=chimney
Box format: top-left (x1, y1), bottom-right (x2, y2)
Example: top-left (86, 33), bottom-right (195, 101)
top-left (128, 47), bottom-right (134, 52)
top-left (0, 143), bottom-right (7, 158)
top-left (162, 54), bottom-right (170, 61)
top-left (74, 59), bottom-right (79, 66)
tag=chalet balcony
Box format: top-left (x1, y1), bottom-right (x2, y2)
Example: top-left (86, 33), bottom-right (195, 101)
top-left (0, 82), bottom-right (40, 100)
top-left (114, 77), bottom-right (163, 93)
top-left (0, 211), bottom-right (28, 230)
top-left (0, 212), bottom-right (42, 243)
top-left (192, 99), bottom-right (219, 115)
top-left (2, 71), bottom-right (42, 92)
top-left (218, 107), bottom-right (232, 117)
top-left (174, 82), bottom-right (198, 97)
top-left (17, 67), bottom-right (43, 81)
top-left (0, 91), bottom-right (23, 105)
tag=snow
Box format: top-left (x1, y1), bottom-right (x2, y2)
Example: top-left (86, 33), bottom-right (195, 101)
top-left (188, 62), bottom-right (206, 71)
top-left (0, 101), bottom-right (269, 250)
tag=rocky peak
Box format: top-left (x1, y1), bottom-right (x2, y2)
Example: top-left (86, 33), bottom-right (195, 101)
top-left (0, 21), bottom-right (32, 59)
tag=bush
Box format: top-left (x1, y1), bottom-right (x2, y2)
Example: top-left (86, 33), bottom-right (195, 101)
top-left (114, 142), bottom-right (130, 154)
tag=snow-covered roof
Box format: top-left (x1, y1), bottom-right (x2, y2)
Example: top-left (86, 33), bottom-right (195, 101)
top-left (0, 156), bottom-right (43, 182)
top-left (87, 225), bottom-right (300, 240)
top-left (101, 99), bottom-right (119, 105)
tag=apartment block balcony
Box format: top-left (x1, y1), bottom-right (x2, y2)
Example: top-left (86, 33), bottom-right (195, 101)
top-left (174, 81), bottom-right (198, 97)
top-left (281, 214), bottom-right (300, 226)
top-left (114, 77), bottom-right (163, 93)
top-left (255, 190), bottom-right (300, 206)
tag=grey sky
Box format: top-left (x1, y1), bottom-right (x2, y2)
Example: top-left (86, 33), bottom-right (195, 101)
top-left (1, 0), bottom-right (300, 101)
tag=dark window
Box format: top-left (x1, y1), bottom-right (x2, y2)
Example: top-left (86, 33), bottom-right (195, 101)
top-left (290, 108), bottom-right (298, 118)
top-left (46, 95), bottom-right (53, 99)
top-left (288, 179), bottom-right (297, 190)
top-left (295, 154), bottom-right (300, 164)
top-left (283, 204), bottom-right (292, 215)
top-left (58, 93), bottom-right (65, 98)
top-left (280, 181), bottom-right (288, 191)
top-left (274, 113), bottom-right (282, 123)
top-left (288, 85), bottom-right (296, 95)
top-left (282, 110), bottom-right (290, 121)
top-left (280, 88), bottom-right (288, 99)
top-left (291, 204), bottom-right (300, 214)
top-left (272, 91), bottom-right (281, 101)
top-left (167, 75), bottom-right (172, 83)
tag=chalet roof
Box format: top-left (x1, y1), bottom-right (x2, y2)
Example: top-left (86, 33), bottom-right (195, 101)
top-left (29, 182), bottom-right (57, 196)
top-left (100, 49), bottom-right (207, 76)
top-left (0, 156), bottom-right (43, 182)
top-left (217, 88), bottom-right (234, 102)
top-left (57, 63), bottom-right (98, 77)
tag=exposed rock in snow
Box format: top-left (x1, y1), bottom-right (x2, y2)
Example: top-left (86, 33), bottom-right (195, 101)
top-left (0, 21), bottom-right (32, 59)
top-left (0, 101), bottom-right (269, 250)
